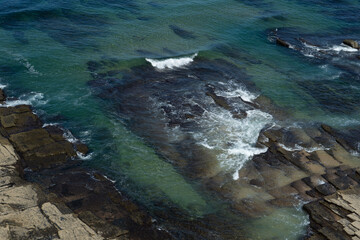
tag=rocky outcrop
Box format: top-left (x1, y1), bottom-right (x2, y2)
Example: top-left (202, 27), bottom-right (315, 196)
top-left (0, 91), bottom-right (171, 239)
top-left (343, 39), bottom-right (359, 50)
top-left (276, 38), bottom-right (290, 48)
top-left (304, 187), bottom-right (360, 240)
top-left (0, 133), bottom-right (104, 239)
top-left (210, 123), bottom-right (360, 229)
top-left (0, 89), bottom-right (5, 103)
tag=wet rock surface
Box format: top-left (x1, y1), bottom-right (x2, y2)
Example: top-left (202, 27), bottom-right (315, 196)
top-left (0, 92), bottom-right (171, 239)
top-left (343, 39), bottom-right (360, 49)
top-left (87, 56), bottom-right (360, 239)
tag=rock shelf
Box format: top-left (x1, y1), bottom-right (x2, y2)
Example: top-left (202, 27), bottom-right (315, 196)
top-left (1, 81), bottom-right (360, 239)
top-left (0, 89), bottom-right (169, 240)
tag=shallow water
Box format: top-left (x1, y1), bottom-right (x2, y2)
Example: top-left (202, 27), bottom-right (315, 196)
top-left (1, 0), bottom-right (360, 239)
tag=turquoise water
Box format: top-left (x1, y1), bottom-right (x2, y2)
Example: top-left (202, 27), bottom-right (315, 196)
top-left (0, 0), bottom-right (359, 239)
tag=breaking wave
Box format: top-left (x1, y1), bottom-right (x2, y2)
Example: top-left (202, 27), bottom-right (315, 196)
top-left (146, 53), bottom-right (198, 70)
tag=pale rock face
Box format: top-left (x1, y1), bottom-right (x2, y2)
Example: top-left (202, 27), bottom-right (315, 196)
top-left (0, 132), bottom-right (103, 240)
top-left (41, 202), bottom-right (103, 240)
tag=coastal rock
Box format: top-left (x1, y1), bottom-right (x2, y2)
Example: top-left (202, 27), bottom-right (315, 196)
top-left (0, 89), bottom-right (5, 103)
top-left (75, 142), bottom-right (89, 155)
top-left (41, 202), bottom-right (103, 240)
top-left (276, 38), bottom-right (290, 48)
top-left (304, 188), bottom-right (360, 240)
top-left (9, 128), bottom-right (76, 170)
top-left (0, 90), bottom-right (170, 239)
top-left (343, 39), bottom-right (359, 49)
top-left (206, 90), bottom-right (232, 110)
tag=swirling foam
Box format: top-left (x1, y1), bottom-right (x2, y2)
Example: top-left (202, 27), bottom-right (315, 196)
top-left (194, 108), bottom-right (273, 180)
top-left (2, 92), bottom-right (47, 107)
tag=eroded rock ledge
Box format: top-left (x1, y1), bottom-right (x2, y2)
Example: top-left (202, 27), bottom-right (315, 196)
top-left (0, 89), bottom-right (170, 240)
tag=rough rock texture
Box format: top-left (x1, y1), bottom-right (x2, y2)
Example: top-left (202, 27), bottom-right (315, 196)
top-left (0, 133), bottom-right (103, 239)
top-left (0, 94), bottom-right (171, 239)
top-left (304, 187), bottom-right (360, 240)
top-left (343, 39), bottom-right (360, 50)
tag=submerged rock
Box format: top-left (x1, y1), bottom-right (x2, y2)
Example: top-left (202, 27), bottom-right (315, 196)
top-left (0, 89), bottom-right (171, 240)
top-left (169, 25), bottom-right (196, 39)
top-left (276, 38), bottom-right (290, 48)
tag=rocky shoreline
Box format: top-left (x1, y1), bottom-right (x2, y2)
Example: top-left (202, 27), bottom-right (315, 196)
top-left (0, 89), bottom-right (170, 239)
top-left (1, 82), bottom-right (360, 240)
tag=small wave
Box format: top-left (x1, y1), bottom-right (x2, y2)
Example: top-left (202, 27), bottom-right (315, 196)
top-left (329, 44), bottom-right (358, 53)
top-left (2, 92), bottom-right (47, 107)
top-left (215, 87), bottom-right (258, 103)
top-left (43, 123), bottom-right (59, 127)
top-left (3, 51), bottom-right (42, 75)
top-left (146, 53), bottom-right (197, 70)
top-left (0, 83), bottom-right (7, 89)
top-left (77, 151), bottom-right (93, 160)
top-left (64, 130), bottom-right (93, 160)
top-left (63, 129), bottom-right (77, 143)
top-left (278, 143), bottom-right (329, 153)
top-left (301, 42), bottom-right (358, 57)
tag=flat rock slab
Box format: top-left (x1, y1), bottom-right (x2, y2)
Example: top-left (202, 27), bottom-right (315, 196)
top-left (0, 98), bottom-right (169, 239)
top-left (305, 187), bottom-right (360, 240)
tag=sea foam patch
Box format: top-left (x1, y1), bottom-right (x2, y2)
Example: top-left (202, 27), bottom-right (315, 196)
top-left (195, 108), bottom-right (273, 180)
top-left (2, 92), bottom-right (47, 107)
top-left (146, 53), bottom-right (198, 70)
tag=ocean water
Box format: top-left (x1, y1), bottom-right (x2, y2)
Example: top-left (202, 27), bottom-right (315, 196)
top-left (0, 0), bottom-right (359, 239)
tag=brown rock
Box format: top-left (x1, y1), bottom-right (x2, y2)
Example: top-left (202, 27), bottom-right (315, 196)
top-left (0, 89), bottom-right (6, 103)
top-left (9, 128), bottom-right (54, 153)
top-left (206, 91), bottom-right (232, 110)
top-left (0, 105), bottom-right (32, 116)
top-left (308, 150), bottom-right (340, 168)
top-left (232, 111), bottom-right (247, 119)
top-left (249, 178), bottom-right (264, 187)
top-left (77, 211), bottom-right (129, 239)
top-left (343, 39), bottom-right (359, 49)
top-left (291, 180), bottom-right (313, 199)
top-left (75, 142), bottom-right (89, 155)
top-left (44, 125), bottom-right (66, 142)
top-left (315, 183), bottom-right (337, 196)
top-left (276, 38), bottom-right (290, 48)
top-left (22, 141), bottom-right (76, 169)
top-left (0, 112), bottom-right (42, 134)
top-left (327, 176), bottom-right (358, 190)
top-left (303, 175), bottom-right (327, 188)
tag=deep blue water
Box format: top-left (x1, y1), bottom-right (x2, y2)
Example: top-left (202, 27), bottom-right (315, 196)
top-left (0, 0), bottom-right (360, 239)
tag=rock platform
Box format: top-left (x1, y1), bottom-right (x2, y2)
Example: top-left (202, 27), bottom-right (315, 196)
top-left (0, 89), bottom-right (170, 240)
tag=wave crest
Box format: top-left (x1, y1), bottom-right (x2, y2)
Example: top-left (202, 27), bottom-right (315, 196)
top-left (146, 53), bottom-right (197, 70)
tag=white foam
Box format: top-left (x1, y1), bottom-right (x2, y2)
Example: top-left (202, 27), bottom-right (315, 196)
top-left (216, 87), bottom-right (258, 103)
top-left (278, 143), bottom-right (329, 153)
top-left (2, 92), bottom-right (47, 107)
top-left (43, 123), bottom-right (58, 127)
top-left (0, 83), bottom-right (7, 89)
top-left (329, 44), bottom-right (358, 53)
top-left (193, 108), bottom-right (273, 180)
top-left (77, 152), bottom-right (93, 160)
top-left (63, 130), bottom-right (77, 143)
top-left (146, 53), bottom-right (197, 70)
top-left (3, 51), bottom-right (42, 75)
top-left (302, 42), bottom-right (359, 56)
